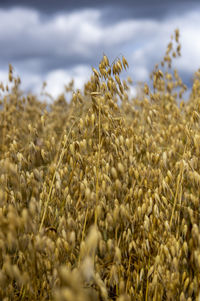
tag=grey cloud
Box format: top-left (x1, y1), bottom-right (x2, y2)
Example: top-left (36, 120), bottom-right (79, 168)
top-left (0, 8), bottom-right (144, 71)
top-left (0, 3), bottom-right (199, 97)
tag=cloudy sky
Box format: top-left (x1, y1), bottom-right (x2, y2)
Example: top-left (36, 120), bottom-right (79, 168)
top-left (0, 0), bottom-right (200, 98)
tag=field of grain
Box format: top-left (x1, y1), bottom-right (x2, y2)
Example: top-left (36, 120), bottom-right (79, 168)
top-left (0, 30), bottom-right (200, 300)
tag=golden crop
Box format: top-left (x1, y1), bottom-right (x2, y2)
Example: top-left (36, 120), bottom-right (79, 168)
top-left (0, 29), bottom-right (199, 300)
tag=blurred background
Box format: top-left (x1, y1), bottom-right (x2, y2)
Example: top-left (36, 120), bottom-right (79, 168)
top-left (0, 0), bottom-right (200, 99)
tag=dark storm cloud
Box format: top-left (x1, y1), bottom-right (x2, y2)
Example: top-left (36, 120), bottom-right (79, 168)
top-left (0, 0), bottom-right (200, 19)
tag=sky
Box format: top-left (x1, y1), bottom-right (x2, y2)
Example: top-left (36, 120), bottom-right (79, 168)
top-left (0, 0), bottom-right (200, 98)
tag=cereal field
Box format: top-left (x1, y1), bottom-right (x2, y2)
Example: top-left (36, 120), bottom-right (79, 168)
top-left (0, 30), bottom-right (200, 300)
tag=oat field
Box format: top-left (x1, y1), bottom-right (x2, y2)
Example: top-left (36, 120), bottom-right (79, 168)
top-left (0, 30), bottom-right (200, 300)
